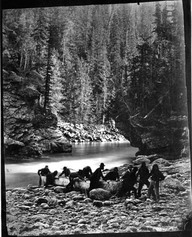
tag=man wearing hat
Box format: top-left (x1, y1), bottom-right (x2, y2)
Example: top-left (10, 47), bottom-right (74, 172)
top-left (88, 163), bottom-right (105, 193)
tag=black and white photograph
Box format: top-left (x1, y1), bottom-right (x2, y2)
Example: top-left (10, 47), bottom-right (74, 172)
top-left (2, 0), bottom-right (191, 236)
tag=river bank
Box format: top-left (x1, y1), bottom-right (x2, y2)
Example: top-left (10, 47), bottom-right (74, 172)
top-left (5, 155), bottom-right (191, 235)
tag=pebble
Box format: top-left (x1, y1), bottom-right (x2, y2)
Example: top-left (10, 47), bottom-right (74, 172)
top-left (49, 209), bottom-right (58, 215)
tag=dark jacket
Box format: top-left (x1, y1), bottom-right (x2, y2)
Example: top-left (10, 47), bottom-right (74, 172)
top-left (45, 171), bottom-right (57, 186)
top-left (128, 168), bottom-right (138, 186)
top-left (90, 167), bottom-right (104, 182)
top-left (38, 167), bottom-right (51, 176)
top-left (59, 168), bottom-right (71, 177)
top-left (82, 166), bottom-right (92, 179)
top-left (150, 169), bottom-right (165, 182)
top-left (104, 170), bottom-right (119, 181)
top-left (122, 170), bottom-right (130, 180)
top-left (137, 165), bottom-right (150, 181)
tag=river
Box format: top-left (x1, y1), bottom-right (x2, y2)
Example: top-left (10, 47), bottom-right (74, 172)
top-left (4, 141), bottom-right (138, 188)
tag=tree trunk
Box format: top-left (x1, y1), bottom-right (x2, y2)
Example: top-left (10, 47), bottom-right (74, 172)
top-left (44, 40), bottom-right (51, 111)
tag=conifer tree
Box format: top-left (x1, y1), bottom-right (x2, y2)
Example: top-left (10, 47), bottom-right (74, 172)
top-left (32, 8), bottom-right (49, 72)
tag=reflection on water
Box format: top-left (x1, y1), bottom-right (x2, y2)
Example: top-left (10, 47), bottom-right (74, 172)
top-left (5, 141), bottom-right (138, 188)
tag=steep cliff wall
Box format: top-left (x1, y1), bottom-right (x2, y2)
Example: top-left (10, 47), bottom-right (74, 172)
top-left (115, 114), bottom-right (189, 159)
top-left (3, 69), bottom-right (72, 158)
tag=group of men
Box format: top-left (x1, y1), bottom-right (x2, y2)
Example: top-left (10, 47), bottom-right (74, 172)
top-left (117, 162), bottom-right (165, 201)
top-left (38, 161), bottom-right (165, 202)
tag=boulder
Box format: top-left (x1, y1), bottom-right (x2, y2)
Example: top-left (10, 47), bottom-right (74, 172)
top-left (4, 134), bottom-right (25, 156)
top-left (4, 135), bottom-right (25, 147)
top-left (146, 154), bottom-right (160, 163)
top-left (117, 115), bottom-right (188, 158)
top-left (73, 178), bottom-right (90, 193)
top-left (50, 141), bottom-right (72, 153)
top-left (160, 165), bottom-right (180, 175)
top-left (101, 180), bottom-right (122, 194)
top-left (152, 158), bottom-right (172, 167)
top-left (19, 144), bottom-right (43, 157)
top-left (162, 176), bottom-right (186, 191)
top-left (133, 156), bottom-right (150, 165)
top-left (89, 188), bottom-right (111, 200)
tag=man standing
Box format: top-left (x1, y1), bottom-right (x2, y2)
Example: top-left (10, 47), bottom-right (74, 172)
top-left (148, 164), bottom-right (165, 202)
top-left (137, 162), bottom-right (150, 197)
top-left (38, 165), bottom-right (51, 187)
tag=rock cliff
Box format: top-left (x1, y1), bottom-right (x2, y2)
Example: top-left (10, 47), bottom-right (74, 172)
top-left (3, 69), bottom-right (72, 158)
top-left (115, 113), bottom-right (189, 159)
top-left (3, 69), bottom-right (126, 159)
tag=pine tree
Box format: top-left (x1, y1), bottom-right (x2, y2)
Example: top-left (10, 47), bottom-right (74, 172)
top-left (44, 25), bottom-right (53, 112)
top-left (31, 8), bottom-right (49, 72)
top-left (49, 49), bottom-right (64, 115)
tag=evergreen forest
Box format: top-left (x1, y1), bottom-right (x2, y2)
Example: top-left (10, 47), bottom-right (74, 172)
top-left (2, 1), bottom-right (189, 157)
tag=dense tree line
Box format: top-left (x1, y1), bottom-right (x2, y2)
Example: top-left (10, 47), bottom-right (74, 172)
top-left (2, 1), bottom-right (187, 127)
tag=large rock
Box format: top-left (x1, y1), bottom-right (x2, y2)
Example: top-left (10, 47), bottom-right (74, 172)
top-left (101, 181), bottom-right (122, 194)
top-left (151, 158), bottom-right (172, 167)
top-left (89, 188), bottom-right (111, 200)
top-left (133, 156), bottom-right (150, 165)
top-left (162, 176), bottom-right (186, 191)
top-left (19, 143), bottom-right (43, 157)
top-left (4, 134), bottom-right (25, 156)
top-left (116, 115), bottom-right (189, 158)
top-left (146, 154), bottom-right (160, 163)
top-left (49, 141), bottom-right (72, 153)
top-left (73, 178), bottom-right (90, 192)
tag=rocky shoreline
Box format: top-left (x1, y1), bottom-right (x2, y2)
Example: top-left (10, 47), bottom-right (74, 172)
top-left (5, 156), bottom-right (191, 236)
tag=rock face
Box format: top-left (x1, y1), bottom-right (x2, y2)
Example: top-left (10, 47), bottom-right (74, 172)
top-left (3, 69), bottom-right (126, 159)
top-left (116, 114), bottom-right (189, 159)
top-left (3, 70), bottom-right (72, 157)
